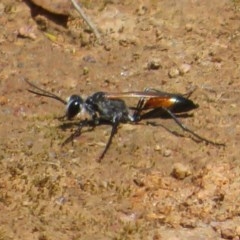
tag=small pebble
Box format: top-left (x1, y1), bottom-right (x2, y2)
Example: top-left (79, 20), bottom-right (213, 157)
top-left (119, 212), bottom-right (138, 223)
top-left (185, 23), bottom-right (193, 32)
top-left (136, 5), bottom-right (147, 16)
top-left (154, 145), bottom-right (161, 151)
top-left (168, 67), bottom-right (180, 78)
top-left (18, 26), bottom-right (37, 40)
top-left (104, 43), bottom-right (111, 51)
top-left (48, 151), bottom-right (56, 159)
top-left (236, 226), bottom-right (240, 236)
top-left (147, 59), bottom-right (162, 70)
top-left (171, 162), bottom-right (191, 180)
top-left (163, 149), bottom-right (172, 157)
top-left (120, 69), bottom-right (129, 77)
top-left (26, 140), bottom-right (33, 149)
top-left (221, 227), bottom-right (236, 239)
top-left (82, 55), bottom-right (96, 63)
top-left (83, 67), bottom-right (89, 75)
top-left (179, 63), bottom-right (191, 75)
top-left (0, 96), bottom-right (8, 105)
top-left (55, 196), bottom-right (67, 205)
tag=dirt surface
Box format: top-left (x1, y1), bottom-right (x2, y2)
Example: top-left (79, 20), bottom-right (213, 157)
top-left (1, 0), bottom-right (240, 239)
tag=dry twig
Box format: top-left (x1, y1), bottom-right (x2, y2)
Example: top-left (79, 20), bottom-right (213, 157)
top-left (70, 0), bottom-right (101, 41)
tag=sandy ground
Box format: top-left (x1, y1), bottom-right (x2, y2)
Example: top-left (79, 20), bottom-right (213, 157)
top-left (1, 0), bottom-right (240, 239)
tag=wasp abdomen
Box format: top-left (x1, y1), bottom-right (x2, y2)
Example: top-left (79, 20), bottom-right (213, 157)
top-left (144, 95), bottom-right (198, 113)
top-left (170, 95), bottom-right (199, 113)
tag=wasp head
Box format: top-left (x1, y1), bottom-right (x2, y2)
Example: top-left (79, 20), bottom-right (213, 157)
top-left (66, 95), bottom-right (84, 120)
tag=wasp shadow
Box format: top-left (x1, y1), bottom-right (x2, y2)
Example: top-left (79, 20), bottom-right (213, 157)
top-left (57, 111), bottom-right (192, 145)
top-left (140, 108), bottom-right (202, 143)
top-left (58, 119), bottom-right (115, 131)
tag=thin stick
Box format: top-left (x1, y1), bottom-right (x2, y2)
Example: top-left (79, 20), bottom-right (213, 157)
top-left (70, 0), bottom-right (101, 41)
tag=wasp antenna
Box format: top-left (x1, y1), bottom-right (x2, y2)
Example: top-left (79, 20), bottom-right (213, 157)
top-left (24, 78), bottom-right (67, 105)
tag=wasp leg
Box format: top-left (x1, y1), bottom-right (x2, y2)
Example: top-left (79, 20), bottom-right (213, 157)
top-left (133, 98), bottom-right (145, 121)
top-left (133, 88), bottom-right (156, 121)
top-left (62, 119), bottom-right (96, 146)
top-left (133, 88), bottom-right (165, 121)
top-left (162, 107), bottom-right (225, 146)
top-left (97, 118), bottom-right (120, 162)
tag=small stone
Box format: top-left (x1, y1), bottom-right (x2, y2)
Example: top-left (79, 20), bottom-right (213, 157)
top-left (119, 38), bottom-right (128, 47)
top-left (221, 227), bottom-right (236, 239)
top-left (119, 212), bottom-right (138, 223)
top-left (55, 196), bottom-right (67, 205)
top-left (168, 67), bottom-right (180, 78)
top-left (179, 63), bottom-right (191, 75)
top-left (136, 5), bottom-right (147, 16)
top-left (163, 149), bottom-right (172, 157)
top-left (180, 218), bottom-right (197, 228)
top-left (185, 23), bottom-right (193, 32)
top-left (0, 96), bottom-right (8, 105)
top-left (35, 15), bottom-right (48, 31)
top-left (18, 26), bottom-right (37, 40)
top-left (22, 201), bottom-right (31, 206)
top-left (154, 145), bottom-right (161, 151)
top-left (171, 162), bottom-right (191, 180)
top-left (236, 226), bottom-right (240, 237)
top-left (104, 43), bottom-right (111, 51)
top-left (26, 140), bottom-right (33, 149)
top-left (147, 59), bottom-right (162, 70)
top-left (82, 55), bottom-right (96, 63)
top-left (83, 67), bottom-right (89, 75)
top-left (80, 32), bottom-right (91, 47)
top-left (48, 151), bottom-right (56, 159)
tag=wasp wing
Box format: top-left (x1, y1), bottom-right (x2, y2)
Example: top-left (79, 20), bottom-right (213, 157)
top-left (105, 90), bottom-right (174, 99)
top-left (105, 90), bottom-right (176, 109)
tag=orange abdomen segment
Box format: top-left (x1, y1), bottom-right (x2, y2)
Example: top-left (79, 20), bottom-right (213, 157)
top-left (144, 98), bottom-right (174, 109)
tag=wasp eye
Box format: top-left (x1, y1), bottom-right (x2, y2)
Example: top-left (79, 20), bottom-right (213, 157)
top-left (66, 95), bottom-right (83, 119)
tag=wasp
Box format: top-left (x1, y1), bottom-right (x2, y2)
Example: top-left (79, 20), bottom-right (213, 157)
top-left (25, 79), bottom-right (224, 162)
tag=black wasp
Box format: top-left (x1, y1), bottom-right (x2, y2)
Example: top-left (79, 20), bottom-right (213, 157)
top-left (25, 79), bottom-right (224, 162)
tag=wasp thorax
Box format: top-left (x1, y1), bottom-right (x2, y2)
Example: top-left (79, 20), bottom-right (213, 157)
top-left (66, 95), bottom-right (84, 119)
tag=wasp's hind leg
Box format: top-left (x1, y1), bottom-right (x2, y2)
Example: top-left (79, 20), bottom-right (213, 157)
top-left (162, 107), bottom-right (225, 146)
top-left (132, 88), bottom-right (155, 121)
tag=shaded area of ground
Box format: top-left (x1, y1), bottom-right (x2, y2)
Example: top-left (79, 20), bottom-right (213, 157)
top-left (1, 0), bottom-right (240, 239)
